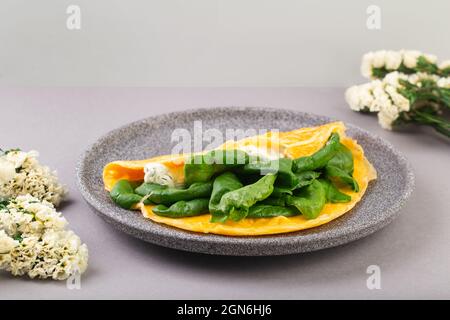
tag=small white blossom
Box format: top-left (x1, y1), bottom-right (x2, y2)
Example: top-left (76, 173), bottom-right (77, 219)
top-left (0, 150), bottom-right (66, 206)
top-left (402, 50), bottom-right (422, 68)
top-left (0, 158), bottom-right (16, 185)
top-left (0, 195), bottom-right (88, 280)
top-left (372, 50), bottom-right (387, 68)
top-left (423, 53), bottom-right (437, 64)
top-left (0, 230), bottom-right (18, 254)
top-left (438, 60), bottom-right (450, 70)
top-left (385, 51), bottom-right (402, 70)
top-left (361, 52), bottom-right (375, 78)
top-left (437, 77), bottom-right (450, 88)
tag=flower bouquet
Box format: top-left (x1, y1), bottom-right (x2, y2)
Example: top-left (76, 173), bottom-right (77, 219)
top-left (346, 50), bottom-right (450, 137)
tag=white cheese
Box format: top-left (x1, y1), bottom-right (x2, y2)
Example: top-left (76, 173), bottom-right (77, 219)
top-left (144, 162), bottom-right (175, 187)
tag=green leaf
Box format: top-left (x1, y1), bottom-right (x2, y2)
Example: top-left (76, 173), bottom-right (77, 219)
top-left (319, 179), bottom-right (351, 203)
top-left (209, 172), bottom-right (243, 222)
top-left (286, 180), bottom-right (326, 219)
top-left (246, 205), bottom-right (299, 218)
top-left (294, 171), bottom-right (321, 189)
top-left (152, 198), bottom-right (210, 218)
top-left (240, 158), bottom-right (299, 189)
top-left (215, 174), bottom-right (277, 222)
top-left (293, 132), bottom-right (341, 172)
top-left (184, 149), bottom-right (249, 185)
top-left (110, 180), bottom-right (143, 209)
top-left (135, 181), bottom-right (213, 205)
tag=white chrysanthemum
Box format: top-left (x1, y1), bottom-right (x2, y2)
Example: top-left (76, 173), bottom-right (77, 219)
top-left (361, 51), bottom-right (375, 78)
top-left (0, 230), bottom-right (18, 254)
top-left (385, 51), bottom-right (402, 70)
top-left (345, 82), bottom-right (380, 112)
top-left (385, 85), bottom-right (410, 112)
top-left (345, 71), bottom-right (416, 130)
top-left (402, 50), bottom-right (421, 68)
top-left (437, 77), bottom-right (450, 88)
top-left (372, 50), bottom-right (387, 68)
top-left (0, 195), bottom-right (88, 280)
top-left (144, 162), bottom-right (175, 187)
top-left (371, 81), bottom-right (392, 112)
top-left (0, 158), bottom-right (16, 185)
top-left (345, 86), bottom-right (363, 111)
top-left (378, 105), bottom-right (400, 130)
top-left (439, 60), bottom-right (450, 70)
top-left (22, 230), bottom-right (89, 280)
top-left (383, 71), bottom-right (406, 86)
top-left (407, 72), bottom-right (440, 86)
top-left (0, 150), bottom-right (66, 206)
top-left (0, 194), bottom-right (67, 238)
top-left (423, 54), bottom-right (438, 64)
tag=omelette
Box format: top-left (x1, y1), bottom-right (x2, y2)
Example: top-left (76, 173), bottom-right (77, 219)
top-left (103, 122), bottom-right (376, 236)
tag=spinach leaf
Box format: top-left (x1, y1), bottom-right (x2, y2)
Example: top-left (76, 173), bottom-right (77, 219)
top-left (215, 174), bottom-right (277, 222)
top-left (152, 198), bottom-right (210, 218)
top-left (246, 205), bottom-right (300, 218)
top-left (286, 179), bottom-right (326, 219)
top-left (110, 179), bottom-right (143, 209)
top-left (327, 143), bottom-right (354, 173)
top-left (293, 132), bottom-right (341, 172)
top-left (324, 143), bottom-right (359, 192)
top-left (240, 158), bottom-right (299, 189)
top-left (319, 179), bottom-right (351, 203)
top-left (135, 181), bottom-right (213, 205)
top-left (259, 196), bottom-right (289, 207)
top-left (209, 172), bottom-right (243, 222)
top-left (184, 149), bottom-right (249, 185)
top-left (271, 186), bottom-right (293, 198)
top-left (294, 171), bottom-right (321, 189)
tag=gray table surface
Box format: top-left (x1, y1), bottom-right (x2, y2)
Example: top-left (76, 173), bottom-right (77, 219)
top-left (0, 87), bottom-right (449, 299)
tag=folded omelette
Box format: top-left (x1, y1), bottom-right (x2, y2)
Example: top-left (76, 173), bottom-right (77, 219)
top-left (103, 122), bottom-right (376, 236)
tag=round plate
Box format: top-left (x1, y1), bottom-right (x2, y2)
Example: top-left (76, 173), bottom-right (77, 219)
top-left (76, 107), bottom-right (414, 256)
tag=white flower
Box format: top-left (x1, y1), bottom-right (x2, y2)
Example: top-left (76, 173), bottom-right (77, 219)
top-left (372, 50), bottom-right (387, 68)
top-left (0, 196), bottom-right (88, 280)
top-left (0, 158), bottom-right (16, 185)
top-left (361, 51), bottom-right (375, 78)
top-left (0, 150), bottom-right (66, 206)
top-left (385, 85), bottom-right (410, 112)
top-left (0, 230), bottom-right (18, 254)
top-left (402, 50), bottom-right (421, 68)
top-left (423, 54), bottom-right (437, 64)
top-left (437, 77), bottom-right (450, 88)
top-left (439, 60), bottom-right (450, 70)
top-left (371, 81), bottom-right (392, 112)
top-left (345, 84), bottom-right (375, 112)
top-left (378, 106), bottom-right (400, 130)
top-left (144, 162), bottom-right (175, 187)
top-left (385, 51), bottom-right (402, 70)
top-left (4, 150), bottom-right (32, 169)
top-left (383, 71), bottom-right (406, 86)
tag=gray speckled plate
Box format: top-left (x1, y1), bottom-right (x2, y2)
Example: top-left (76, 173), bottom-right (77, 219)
top-left (76, 107), bottom-right (414, 256)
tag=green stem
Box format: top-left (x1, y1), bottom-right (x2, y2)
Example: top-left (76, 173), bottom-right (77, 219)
top-left (411, 110), bottom-right (450, 138)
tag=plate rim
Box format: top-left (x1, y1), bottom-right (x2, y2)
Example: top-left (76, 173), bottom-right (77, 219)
top-left (76, 106), bottom-right (415, 255)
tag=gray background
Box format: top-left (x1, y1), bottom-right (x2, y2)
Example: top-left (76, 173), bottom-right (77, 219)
top-left (0, 88), bottom-right (449, 299)
top-left (1, 0), bottom-right (450, 86)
